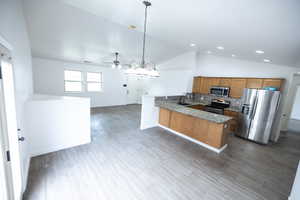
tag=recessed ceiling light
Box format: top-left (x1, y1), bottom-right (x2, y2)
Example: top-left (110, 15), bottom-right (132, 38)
top-left (207, 51), bottom-right (212, 54)
top-left (263, 59), bottom-right (271, 63)
top-left (128, 25), bottom-right (137, 29)
top-left (217, 46), bottom-right (224, 50)
top-left (231, 54), bottom-right (236, 57)
top-left (190, 43), bottom-right (196, 47)
top-left (255, 50), bottom-right (264, 54)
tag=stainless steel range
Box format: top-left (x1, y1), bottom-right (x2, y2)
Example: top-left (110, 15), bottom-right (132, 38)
top-left (204, 99), bottom-right (230, 115)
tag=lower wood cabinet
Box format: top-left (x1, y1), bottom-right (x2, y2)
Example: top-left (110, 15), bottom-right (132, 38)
top-left (159, 108), bottom-right (171, 128)
top-left (159, 108), bottom-right (229, 149)
top-left (188, 104), bottom-right (205, 110)
top-left (224, 110), bottom-right (239, 132)
top-left (169, 111), bottom-right (195, 136)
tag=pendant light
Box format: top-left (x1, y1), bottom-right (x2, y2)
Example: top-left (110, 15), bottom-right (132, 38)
top-left (125, 1), bottom-right (159, 77)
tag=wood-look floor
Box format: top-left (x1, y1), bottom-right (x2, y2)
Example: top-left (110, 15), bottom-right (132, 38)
top-left (23, 105), bottom-right (300, 200)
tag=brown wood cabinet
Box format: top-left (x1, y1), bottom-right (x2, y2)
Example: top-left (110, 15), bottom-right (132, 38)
top-left (169, 111), bottom-right (195, 137)
top-left (192, 77), bottom-right (201, 93)
top-left (230, 78), bottom-right (247, 98)
top-left (262, 79), bottom-right (283, 90)
top-left (159, 108), bottom-right (229, 149)
top-left (159, 108), bottom-right (171, 128)
top-left (199, 77), bottom-right (211, 94)
top-left (224, 110), bottom-right (239, 132)
top-left (188, 104), bottom-right (205, 110)
top-left (192, 76), bottom-right (284, 98)
top-left (246, 78), bottom-right (263, 89)
top-left (219, 78), bottom-right (232, 87)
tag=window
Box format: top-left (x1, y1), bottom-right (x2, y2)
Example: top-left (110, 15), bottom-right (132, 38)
top-left (64, 70), bottom-right (82, 92)
top-left (86, 72), bottom-right (102, 92)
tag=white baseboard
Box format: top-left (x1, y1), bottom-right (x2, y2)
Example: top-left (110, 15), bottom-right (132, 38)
top-left (158, 125), bottom-right (227, 154)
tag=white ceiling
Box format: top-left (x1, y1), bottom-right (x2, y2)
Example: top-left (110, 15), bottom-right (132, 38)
top-left (23, 0), bottom-right (300, 67)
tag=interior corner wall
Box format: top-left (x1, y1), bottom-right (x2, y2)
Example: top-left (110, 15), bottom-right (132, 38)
top-left (195, 54), bottom-right (299, 141)
top-left (32, 57), bottom-right (128, 107)
top-left (290, 86), bottom-right (300, 120)
top-left (140, 51), bottom-right (196, 96)
top-left (0, 0), bottom-right (34, 194)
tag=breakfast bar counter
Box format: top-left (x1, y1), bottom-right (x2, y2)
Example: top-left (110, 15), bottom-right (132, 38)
top-left (156, 101), bottom-right (232, 153)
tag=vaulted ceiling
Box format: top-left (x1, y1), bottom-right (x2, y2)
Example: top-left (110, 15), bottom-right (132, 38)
top-left (23, 0), bottom-right (300, 67)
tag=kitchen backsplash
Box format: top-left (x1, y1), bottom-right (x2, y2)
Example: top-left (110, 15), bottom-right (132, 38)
top-left (194, 94), bottom-right (242, 108)
top-left (155, 94), bottom-right (242, 109)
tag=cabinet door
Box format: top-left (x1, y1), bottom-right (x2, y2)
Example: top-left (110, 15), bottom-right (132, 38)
top-left (230, 78), bottom-right (247, 98)
top-left (262, 79), bottom-right (283, 90)
top-left (219, 78), bottom-right (232, 87)
top-left (201, 77), bottom-right (220, 94)
top-left (224, 110), bottom-right (239, 132)
top-left (159, 108), bottom-right (171, 128)
top-left (246, 78), bottom-right (263, 89)
top-left (190, 118), bottom-right (209, 143)
top-left (206, 122), bottom-right (226, 148)
top-left (200, 77), bottom-right (211, 94)
top-left (208, 78), bottom-right (220, 88)
top-left (170, 111), bottom-right (195, 136)
top-left (192, 77), bottom-right (201, 93)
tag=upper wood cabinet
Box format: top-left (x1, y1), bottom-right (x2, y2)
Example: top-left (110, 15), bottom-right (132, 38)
top-left (192, 77), bottom-right (201, 93)
top-left (262, 79), bottom-right (283, 90)
top-left (230, 78), bottom-right (247, 98)
top-left (199, 77), bottom-right (220, 94)
top-left (219, 78), bottom-right (232, 87)
top-left (192, 76), bottom-right (284, 97)
top-left (199, 77), bottom-right (211, 94)
top-left (246, 78), bottom-right (263, 89)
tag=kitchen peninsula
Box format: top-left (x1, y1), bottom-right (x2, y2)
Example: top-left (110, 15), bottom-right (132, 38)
top-left (140, 96), bottom-right (233, 153)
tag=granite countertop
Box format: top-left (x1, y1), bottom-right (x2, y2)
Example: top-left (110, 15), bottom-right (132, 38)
top-left (155, 101), bottom-right (232, 124)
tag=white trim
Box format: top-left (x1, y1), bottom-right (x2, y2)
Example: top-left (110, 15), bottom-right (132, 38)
top-left (158, 125), bottom-right (228, 153)
top-left (0, 35), bottom-right (13, 51)
top-left (140, 123), bottom-right (157, 130)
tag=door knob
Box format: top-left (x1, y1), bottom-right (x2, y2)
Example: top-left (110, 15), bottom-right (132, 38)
top-left (18, 136), bottom-right (25, 142)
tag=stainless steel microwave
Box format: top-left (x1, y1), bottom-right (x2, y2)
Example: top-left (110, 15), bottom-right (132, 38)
top-left (210, 86), bottom-right (230, 97)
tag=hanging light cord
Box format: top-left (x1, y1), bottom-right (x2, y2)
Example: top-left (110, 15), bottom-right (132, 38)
top-left (142, 2), bottom-right (150, 68)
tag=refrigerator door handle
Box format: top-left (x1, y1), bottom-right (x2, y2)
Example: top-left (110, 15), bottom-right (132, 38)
top-left (250, 97), bottom-right (258, 120)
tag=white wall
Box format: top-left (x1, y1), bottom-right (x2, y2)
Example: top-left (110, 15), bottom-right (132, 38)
top-left (25, 95), bottom-right (91, 157)
top-left (195, 54), bottom-right (299, 141)
top-left (0, 0), bottom-right (33, 194)
top-left (141, 51), bottom-right (195, 96)
top-left (32, 57), bottom-right (128, 107)
top-left (291, 86), bottom-right (300, 120)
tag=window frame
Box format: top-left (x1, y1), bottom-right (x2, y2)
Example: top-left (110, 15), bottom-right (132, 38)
top-left (86, 72), bottom-right (103, 93)
top-left (64, 70), bottom-right (83, 93)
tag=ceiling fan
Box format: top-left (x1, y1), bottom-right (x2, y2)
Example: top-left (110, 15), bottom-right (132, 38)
top-left (102, 52), bottom-right (131, 69)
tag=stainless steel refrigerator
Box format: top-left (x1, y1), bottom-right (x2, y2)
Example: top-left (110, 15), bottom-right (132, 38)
top-left (236, 89), bottom-right (281, 144)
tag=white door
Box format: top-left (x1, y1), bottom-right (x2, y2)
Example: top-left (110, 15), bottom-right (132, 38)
top-left (0, 57), bottom-right (23, 200)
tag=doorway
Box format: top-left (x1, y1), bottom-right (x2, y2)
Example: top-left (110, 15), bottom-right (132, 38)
top-left (0, 44), bottom-right (23, 200)
top-left (288, 85), bottom-right (300, 132)
top-left (126, 76), bottom-right (146, 105)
